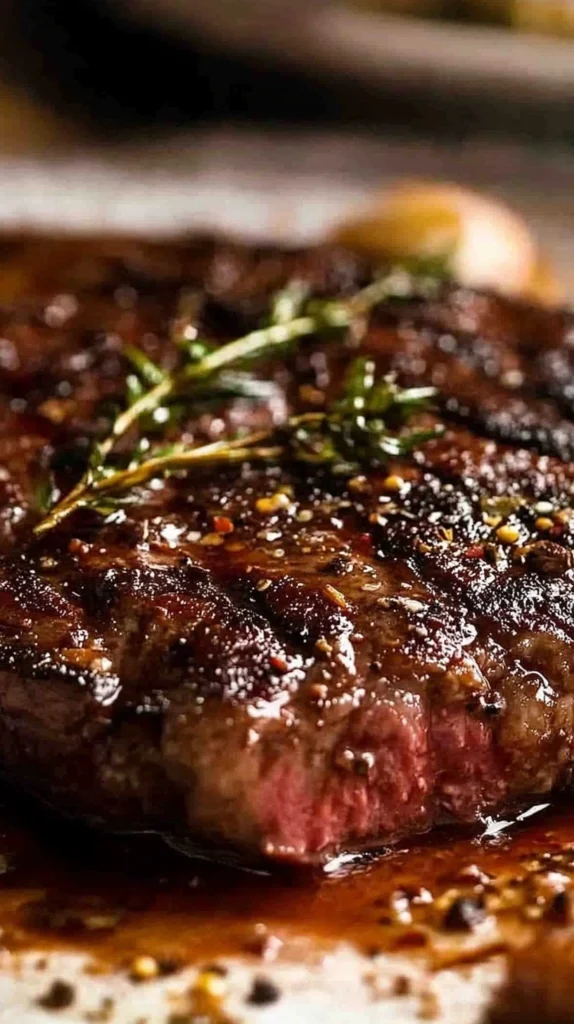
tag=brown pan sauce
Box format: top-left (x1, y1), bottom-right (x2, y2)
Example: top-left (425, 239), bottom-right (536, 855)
top-left (0, 792), bottom-right (572, 972)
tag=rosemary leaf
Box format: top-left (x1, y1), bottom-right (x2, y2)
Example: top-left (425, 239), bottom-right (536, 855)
top-left (126, 373), bottom-right (145, 406)
top-left (181, 338), bottom-right (217, 363)
top-left (269, 280), bottom-right (309, 325)
top-left (123, 344), bottom-right (166, 387)
top-left (33, 473), bottom-right (59, 515)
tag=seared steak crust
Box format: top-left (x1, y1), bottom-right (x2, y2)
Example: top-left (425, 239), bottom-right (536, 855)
top-left (1, 235), bottom-right (574, 863)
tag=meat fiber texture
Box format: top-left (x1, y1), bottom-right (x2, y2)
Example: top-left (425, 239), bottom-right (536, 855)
top-left (1, 234), bottom-right (574, 866)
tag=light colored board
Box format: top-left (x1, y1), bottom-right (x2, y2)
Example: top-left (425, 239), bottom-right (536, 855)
top-left (0, 945), bottom-right (503, 1024)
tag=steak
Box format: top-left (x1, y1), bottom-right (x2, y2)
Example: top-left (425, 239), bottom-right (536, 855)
top-left (1, 234), bottom-right (574, 865)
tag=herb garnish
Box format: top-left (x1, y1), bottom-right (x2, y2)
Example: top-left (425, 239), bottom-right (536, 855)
top-left (34, 271), bottom-right (441, 536)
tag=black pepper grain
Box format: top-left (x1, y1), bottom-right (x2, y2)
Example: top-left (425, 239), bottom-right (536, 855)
top-left (247, 976), bottom-right (281, 1006)
top-left (157, 957), bottom-right (183, 977)
top-left (546, 889), bottom-right (573, 925)
top-left (393, 975), bottom-right (412, 996)
top-left (322, 555), bottom-right (353, 576)
top-left (36, 979), bottom-right (75, 1011)
top-left (443, 895), bottom-right (486, 932)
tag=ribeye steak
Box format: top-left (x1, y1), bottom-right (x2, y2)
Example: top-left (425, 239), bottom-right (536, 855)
top-left (0, 234), bottom-right (573, 864)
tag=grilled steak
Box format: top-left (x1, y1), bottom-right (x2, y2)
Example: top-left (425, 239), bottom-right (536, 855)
top-left (1, 234), bottom-right (574, 865)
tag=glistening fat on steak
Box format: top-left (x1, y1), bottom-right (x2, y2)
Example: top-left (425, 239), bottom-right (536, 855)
top-left (1, 235), bottom-right (574, 864)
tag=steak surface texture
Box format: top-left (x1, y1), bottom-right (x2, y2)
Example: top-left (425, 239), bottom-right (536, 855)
top-left (1, 234), bottom-right (574, 865)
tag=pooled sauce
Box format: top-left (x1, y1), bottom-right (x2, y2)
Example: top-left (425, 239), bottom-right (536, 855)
top-left (0, 793), bottom-right (573, 971)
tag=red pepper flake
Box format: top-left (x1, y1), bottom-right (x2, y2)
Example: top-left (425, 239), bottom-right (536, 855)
top-left (358, 532), bottom-right (373, 547)
top-left (270, 654), bottom-right (288, 673)
top-left (464, 544), bottom-right (485, 560)
top-left (213, 516), bottom-right (234, 535)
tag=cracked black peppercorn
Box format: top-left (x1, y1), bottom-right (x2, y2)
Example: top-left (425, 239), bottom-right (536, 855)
top-left (443, 895), bottom-right (486, 932)
top-left (546, 889), bottom-right (573, 925)
top-left (247, 976), bottom-right (281, 1006)
top-left (37, 979), bottom-right (76, 1011)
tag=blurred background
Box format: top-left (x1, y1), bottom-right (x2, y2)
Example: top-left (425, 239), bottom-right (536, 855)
top-left (1, 0), bottom-right (574, 290)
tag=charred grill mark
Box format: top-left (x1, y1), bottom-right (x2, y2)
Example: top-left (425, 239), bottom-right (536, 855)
top-left (441, 397), bottom-right (574, 461)
top-left (368, 292), bottom-right (574, 461)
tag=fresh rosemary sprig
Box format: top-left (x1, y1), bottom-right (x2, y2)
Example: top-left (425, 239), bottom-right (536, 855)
top-left (34, 371), bottom-right (439, 528)
top-left (34, 271), bottom-right (440, 536)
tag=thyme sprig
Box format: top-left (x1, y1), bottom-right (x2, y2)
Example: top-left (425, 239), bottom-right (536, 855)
top-left (34, 271), bottom-right (440, 536)
top-left (35, 371), bottom-right (438, 529)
